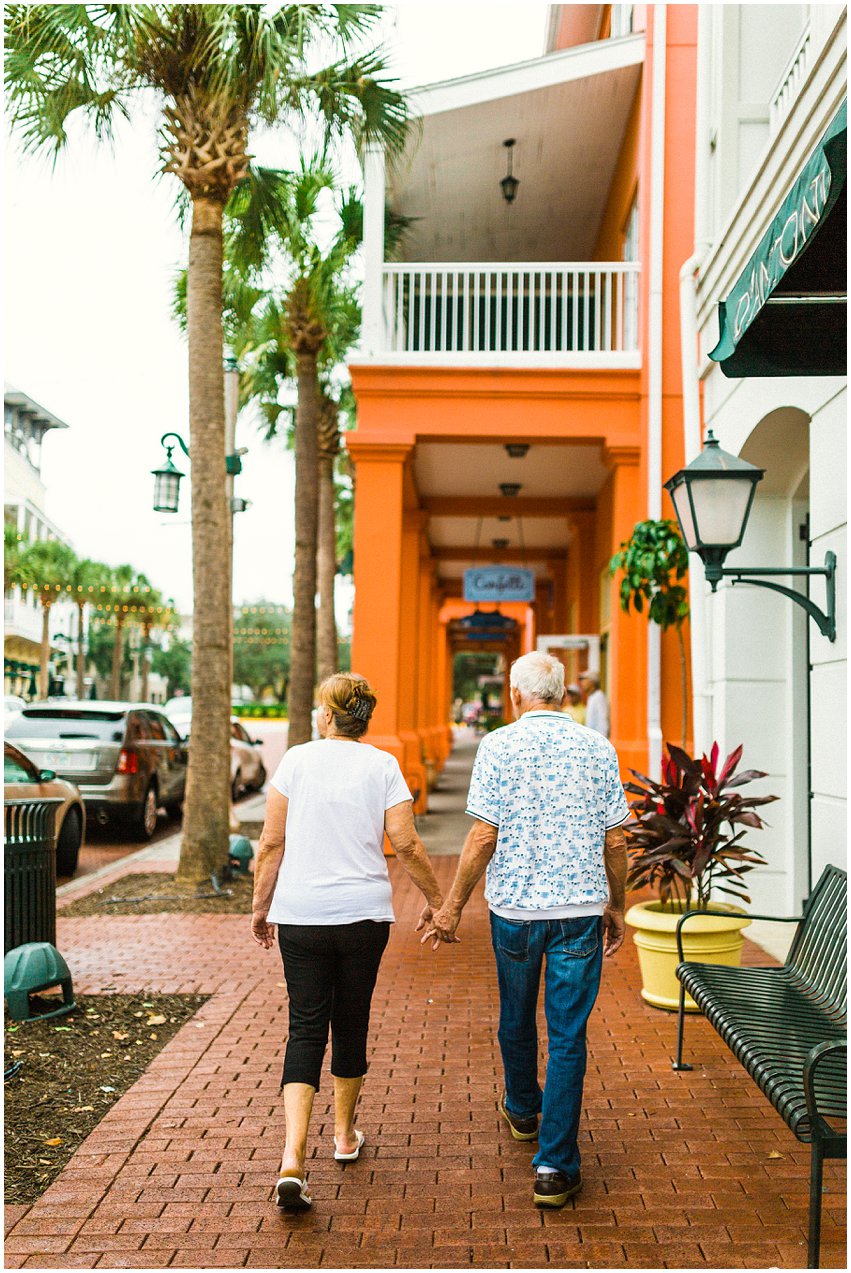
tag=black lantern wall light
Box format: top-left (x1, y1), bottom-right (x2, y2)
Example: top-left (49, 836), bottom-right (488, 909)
top-left (664, 431), bottom-right (836, 641)
top-left (500, 139), bottom-right (519, 205)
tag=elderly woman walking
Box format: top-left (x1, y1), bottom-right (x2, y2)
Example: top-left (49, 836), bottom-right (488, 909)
top-left (252, 672), bottom-right (448, 1211)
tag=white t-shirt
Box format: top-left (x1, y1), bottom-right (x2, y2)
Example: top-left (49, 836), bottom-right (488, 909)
top-left (266, 739), bottom-right (412, 925)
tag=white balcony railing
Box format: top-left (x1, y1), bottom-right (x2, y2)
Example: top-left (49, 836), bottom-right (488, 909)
top-left (770, 24), bottom-right (811, 135)
top-left (380, 262), bottom-right (640, 361)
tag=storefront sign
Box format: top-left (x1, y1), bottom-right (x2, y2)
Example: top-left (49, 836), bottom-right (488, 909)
top-left (463, 567), bottom-right (534, 603)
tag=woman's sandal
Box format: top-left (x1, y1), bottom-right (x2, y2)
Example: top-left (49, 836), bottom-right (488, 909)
top-left (333, 1129), bottom-right (365, 1161)
top-left (275, 1175), bottom-right (312, 1210)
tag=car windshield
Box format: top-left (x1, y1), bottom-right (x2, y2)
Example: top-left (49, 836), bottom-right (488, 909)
top-left (6, 709), bottom-right (126, 743)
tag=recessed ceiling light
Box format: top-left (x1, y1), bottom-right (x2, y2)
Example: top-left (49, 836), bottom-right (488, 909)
top-left (492, 538), bottom-right (509, 549)
top-left (505, 444), bottom-right (530, 459)
top-left (499, 483), bottom-right (522, 498)
top-left (497, 514), bottom-right (511, 522)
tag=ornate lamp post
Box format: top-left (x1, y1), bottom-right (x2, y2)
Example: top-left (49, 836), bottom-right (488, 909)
top-left (664, 431), bottom-right (836, 640)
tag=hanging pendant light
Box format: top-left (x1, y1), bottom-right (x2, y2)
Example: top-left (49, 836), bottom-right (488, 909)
top-left (500, 139), bottom-right (519, 205)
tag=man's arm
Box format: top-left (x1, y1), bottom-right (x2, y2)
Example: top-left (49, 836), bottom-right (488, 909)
top-left (422, 818), bottom-right (499, 948)
top-left (602, 824), bottom-right (628, 957)
top-left (251, 787), bottom-right (288, 949)
top-left (384, 800), bottom-right (450, 936)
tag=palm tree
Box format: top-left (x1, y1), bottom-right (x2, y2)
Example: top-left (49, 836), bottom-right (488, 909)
top-left (16, 539), bottom-right (77, 698)
top-left (226, 168), bottom-right (364, 739)
top-left (69, 557), bottom-right (112, 698)
top-left (6, 4), bottom-right (409, 882)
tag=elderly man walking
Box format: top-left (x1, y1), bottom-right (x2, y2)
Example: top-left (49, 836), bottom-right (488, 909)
top-left (424, 652), bottom-right (629, 1208)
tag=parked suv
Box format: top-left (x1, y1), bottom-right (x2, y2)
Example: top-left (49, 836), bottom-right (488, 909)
top-left (6, 702), bottom-right (188, 841)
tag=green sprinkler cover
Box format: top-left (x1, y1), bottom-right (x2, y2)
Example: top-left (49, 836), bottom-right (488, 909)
top-left (4, 942), bottom-right (76, 1021)
top-left (228, 835), bottom-right (254, 873)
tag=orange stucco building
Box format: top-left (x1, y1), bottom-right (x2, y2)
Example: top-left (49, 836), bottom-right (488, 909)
top-left (347, 4), bottom-right (698, 808)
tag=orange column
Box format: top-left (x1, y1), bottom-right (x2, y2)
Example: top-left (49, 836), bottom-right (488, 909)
top-left (348, 440), bottom-right (412, 773)
top-left (604, 447), bottom-right (647, 778)
top-left (432, 581), bottom-right (451, 766)
top-left (416, 538), bottom-right (438, 787)
top-left (398, 511), bottom-right (428, 811)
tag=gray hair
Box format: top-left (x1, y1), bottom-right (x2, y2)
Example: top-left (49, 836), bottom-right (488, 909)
top-left (579, 670), bottom-right (600, 688)
top-left (510, 652), bottom-right (565, 705)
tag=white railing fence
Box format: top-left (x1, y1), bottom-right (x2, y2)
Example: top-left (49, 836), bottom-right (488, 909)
top-left (770, 25), bottom-right (811, 135)
top-left (381, 263), bottom-right (640, 357)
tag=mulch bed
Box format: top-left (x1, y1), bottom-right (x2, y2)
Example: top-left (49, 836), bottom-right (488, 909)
top-left (61, 871), bottom-right (254, 916)
top-left (4, 992), bottom-right (207, 1204)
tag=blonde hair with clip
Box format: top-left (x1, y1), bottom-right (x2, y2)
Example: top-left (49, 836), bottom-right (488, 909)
top-left (317, 672), bottom-right (378, 739)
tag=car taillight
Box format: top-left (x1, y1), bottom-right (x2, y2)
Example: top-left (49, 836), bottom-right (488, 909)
top-left (117, 749), bottom-right (139, 775)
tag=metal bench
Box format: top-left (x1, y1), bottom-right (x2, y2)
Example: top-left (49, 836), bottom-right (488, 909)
top-left (671, 864), bottom-right (846, 1268)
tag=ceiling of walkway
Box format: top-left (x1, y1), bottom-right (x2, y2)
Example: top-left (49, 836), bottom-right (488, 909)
top-left (389, 37), bottom-right (643, 263)
top-left (415, 441), bottom-right (609, 582)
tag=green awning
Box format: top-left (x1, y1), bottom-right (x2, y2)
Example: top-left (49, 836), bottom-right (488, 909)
top-left (710, 100), bottom-right (846, 377)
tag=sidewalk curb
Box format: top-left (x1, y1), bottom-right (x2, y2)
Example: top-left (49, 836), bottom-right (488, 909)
top-left (56, 834), bottom-right (182, 904)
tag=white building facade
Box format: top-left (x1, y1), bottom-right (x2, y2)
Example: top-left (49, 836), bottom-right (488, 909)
top-left (683, 6), bottom-right (846, 918)
top-left (4, 385), bottom-right (78, 695)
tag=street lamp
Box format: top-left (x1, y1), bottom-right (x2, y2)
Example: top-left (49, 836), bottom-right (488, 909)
top-left (664, 430), bottom-right (836, 641)
top-left (500, 139), bottom-right (519, 205)
top-left (152, 433), bottom-right (189, 514)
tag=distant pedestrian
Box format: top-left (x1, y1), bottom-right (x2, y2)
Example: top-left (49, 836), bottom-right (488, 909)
top-left (565, 682), bottom-right (586, 725)
top-left (579, 671), bottom-right (610, 737)
top-left (423, 652), bottom-right (629, 1209)
top-left (251, 672), bottom-right (450, 1211)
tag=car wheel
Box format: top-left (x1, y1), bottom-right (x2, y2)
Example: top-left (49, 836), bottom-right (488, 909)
top-left (56, 808), bottom-right (82, 876)
top-left (132, 783), bottom-right (159, 841)
top-left (231, 769), bottom-right (242, 803)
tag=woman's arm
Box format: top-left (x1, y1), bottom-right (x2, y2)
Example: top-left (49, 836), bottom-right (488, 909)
top-left (251, 787), bottom-right (288, 949)
top-left (384, 800), bottom-right (450, 936)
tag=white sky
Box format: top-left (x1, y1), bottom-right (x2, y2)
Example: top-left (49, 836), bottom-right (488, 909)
top-left (4, 3), bottom-right (550, 614)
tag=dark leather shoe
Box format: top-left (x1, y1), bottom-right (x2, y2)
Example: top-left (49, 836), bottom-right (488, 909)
top-left (498, 1091), bottom-right (539, 1141)
top-left (533, 1170), bottom-right (581, 1208)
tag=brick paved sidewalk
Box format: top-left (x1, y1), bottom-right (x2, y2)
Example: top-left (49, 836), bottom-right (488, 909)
top-left (6, 755), bottom-right (846, 1269)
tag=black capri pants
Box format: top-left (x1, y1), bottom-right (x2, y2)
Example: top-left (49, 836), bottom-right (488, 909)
top-left (277, 920), bottom-right (390, 1090)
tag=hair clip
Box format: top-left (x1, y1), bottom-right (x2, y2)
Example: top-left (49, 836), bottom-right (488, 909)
top-left (348, 695), bottom-right (373, 722)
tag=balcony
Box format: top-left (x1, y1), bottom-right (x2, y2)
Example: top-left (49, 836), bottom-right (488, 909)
top-left (377, 262), bottom-right (639, 367)
top-left (769, 24), bottom-right (811, 136)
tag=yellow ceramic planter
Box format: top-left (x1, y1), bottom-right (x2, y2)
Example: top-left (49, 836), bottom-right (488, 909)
top-left (624, 900), bottom-right (751, 1012)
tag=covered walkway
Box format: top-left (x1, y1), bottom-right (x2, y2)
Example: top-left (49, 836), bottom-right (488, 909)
top-left (5, 738), bottom-right (845, 1270)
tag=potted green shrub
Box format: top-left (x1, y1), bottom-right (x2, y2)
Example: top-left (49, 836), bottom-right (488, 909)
top-left (624, 741), bottom-right (776, 1011)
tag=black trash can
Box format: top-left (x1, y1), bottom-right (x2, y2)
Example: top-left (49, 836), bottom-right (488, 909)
top-left (4, 798), bottom-right (62, 954)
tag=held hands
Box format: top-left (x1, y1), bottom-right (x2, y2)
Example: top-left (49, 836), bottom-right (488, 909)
top-left (417, 902), bottom-right (463, 951)
top-left (602, 905), bottom-right (625, 958)
top-left (251, 910), bottom-right (276, 950)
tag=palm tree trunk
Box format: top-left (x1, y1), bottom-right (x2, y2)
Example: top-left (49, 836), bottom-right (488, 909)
top-left (38, 600), bottom-right (52, 699)
top-left (177, 194), bottom-right (232, 885)
top-left (317, 452), bottom-right (338, 682)
top-left (76, 602), bottom-right (86, 698)
top-left (140, 621), bottom-right (152, 702)
top-left (677, 623), bottom-right (688, 747)
top-left (288, 350), bottom-right (320, 746)
top-left (110, 615), bottom-right (125, 699)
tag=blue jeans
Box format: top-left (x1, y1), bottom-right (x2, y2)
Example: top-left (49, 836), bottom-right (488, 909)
top-left (489, 912), bottom-right (603, 1179)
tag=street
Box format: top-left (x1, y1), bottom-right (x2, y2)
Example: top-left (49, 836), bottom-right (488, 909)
top-left (58, 719), bottom-right (288, 884)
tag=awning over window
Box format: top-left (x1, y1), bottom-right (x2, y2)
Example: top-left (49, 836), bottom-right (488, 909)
top-left (710, 101), bottom-right (846, 377)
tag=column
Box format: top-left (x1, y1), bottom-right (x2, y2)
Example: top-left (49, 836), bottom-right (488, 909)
top-left (416, 537), bottom-right (438, 787)
top-left (362, 145), bottom-right (386, 355)
top-left (348, 440), bottom-right (412, 771)
top-left (604, 447), bottom-right (647, 776)
top-left (398, 511), bottom-right (428, 811)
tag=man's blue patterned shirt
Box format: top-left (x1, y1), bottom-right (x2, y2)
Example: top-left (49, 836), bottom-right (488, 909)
top-left (466, 710), bottom-right (630, 911)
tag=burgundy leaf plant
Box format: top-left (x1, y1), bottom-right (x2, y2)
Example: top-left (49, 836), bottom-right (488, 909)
top-left (624, 742), bottom-right (777, 909)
